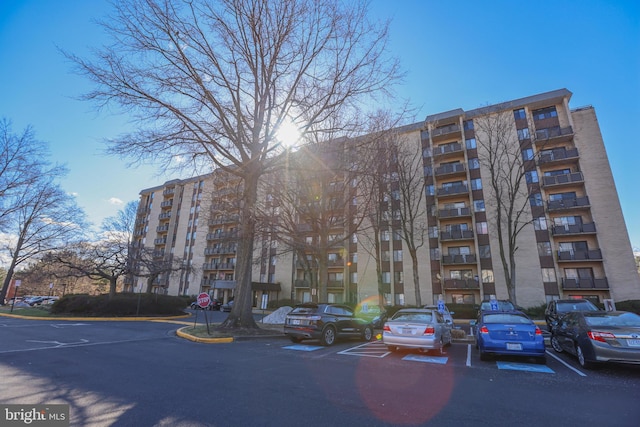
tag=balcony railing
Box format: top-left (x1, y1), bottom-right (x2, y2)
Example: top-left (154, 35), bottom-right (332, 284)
top-left (443, 278), bottom-right (480, 289)
top-left (435, 163), bottom-right (466, 176)
top-left (431, 124), bottom-right (461, 139)
top-left (541, 172), bottom-right (584, 187)
top-left (206, 231), bottom-right (238, 240)
top-left (538, 148), bottom-right (579, 165)
top-left (535, 126), bottom-right (573, 141)
top-left (160, 200), bottom-right (173, 208)
top-left (163, 188), bottom-right (175, 196)
top-left (295, 279), bottom-right (310, 288)
top-left (547, 196), bottom-right (590, 211)
top-left (561, 277), bottom-right (609, 289)
top-left (433, 142), bottom-right (463, 156)
top-left (438, 207), bottom-right (471, 218)
top-left (205, 246), bottom-right (237, 255)
top-left (328, 281), bottom-right (344, 288)
top-left (557, 249), bottom-right (602, 261)
top-left (440, 229), bottom-right (474, 241)
top-left (158, 212), bottom-right (172, 220)
top-left (209, 215), bottom-right (240, 225)
top-left (156, 225), bottom-right (170, 233)
top-left (441, 254), bottom-right (477, 265)
top-left (437, 184), bottom-right (469, 197)
top-left (203, 262), bottom-right (236, 271)
top-left (551, 222), bottom-right (596, 235)
top-left (154, 238), bottom-right (167, 245)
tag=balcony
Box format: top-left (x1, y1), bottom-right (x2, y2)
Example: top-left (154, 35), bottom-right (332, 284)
top-left (441, 254), bottom-right (477, 265)
top-left (328, 281), bottom-right (344, 288)
top-left (156, 225), bottom-right (170, 233)
top-left (205, 246), bottom-right (237, 255)
top-left (557, 249), bottom-right (602, 262)
top-left (547, 196), bottom-right (590, 211)
top-left (538, 148), bottom-right (579, 165)
top-left (438, 207), bottom-right (471, 218)
top-left (158, 212), bottom-right (172, 220)
top-left (437, 184), bottom-right (469, 197)
top-left (160, 200), bottom-right (173, 208)
top-left (432, 142), bottom-right (463, 157)
top-left (534, 126), bottom-right (573, 143)
top-left (551, 222), bottom-right (596, 236)
top-left (163, 188), bottom-right (175, 196)
top-left (203, 262), bottom-right (236, 271)
top-left (443, 278), bottom-right (480, 289)
top-left (295, 279), bottom-right (310, 288)
top-left (541, 172), bottom-right (584, 188)
top-left (209, 215), bottom-right (240, 225)
top-left (435, 163), bottom-right (466, 177)
top-left (206, 231), bottom-right (238, 240)
top-left (431, 124), bottom-right (461, 142)
top-left (328, 258), bottom-right (345, 267)
top-left (154, 238), bottom-right (167, 245)
top-left (440, 229), bottom-right (474, 241)
top-left (561, 277), bottom-right (609, 290)
top-left (153, 250), bottom-right (165, 259)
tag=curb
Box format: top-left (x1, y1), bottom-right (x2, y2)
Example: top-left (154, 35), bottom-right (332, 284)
top-left (0, 312), bottom-right (192, 321)
top-left (176, 326), bottom-right (234, 343)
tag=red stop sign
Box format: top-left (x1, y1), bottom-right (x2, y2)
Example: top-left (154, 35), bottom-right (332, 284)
top-left (197, 293), bottom-right (211, 308)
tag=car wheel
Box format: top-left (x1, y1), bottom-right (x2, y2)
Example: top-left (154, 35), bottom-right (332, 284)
top-left (576, 343), bottom-right (595, 369)
top-left (320, 326), bottom-right (336, 346)
top-left (362, 326), bottom-right (373, 342)
top-left (289, 336), bottom-right (302, 344)
top-left (550, 335), bottom-right (563, 353)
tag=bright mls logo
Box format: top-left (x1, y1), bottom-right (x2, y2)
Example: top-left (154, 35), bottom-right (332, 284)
top-left (1, 405), bottom-right (69, 426)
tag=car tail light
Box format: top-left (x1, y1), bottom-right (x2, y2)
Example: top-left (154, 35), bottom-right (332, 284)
top-left (587, 331), bottom-right (615, 342)
top-left (479, 326), bottom-right (489, 334)
top-left (423, 326), bottom-right (435, 335)
top-left (383, 325), bottom-right (391, 332)
top-left (535, 327), bottom-right (542, 335)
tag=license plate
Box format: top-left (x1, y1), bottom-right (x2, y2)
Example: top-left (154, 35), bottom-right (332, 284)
top-left (292, 319), bottom-right (300, 325)
top-left (628, 339), bottom-right (640, 347)
top-left (506, 343), bottom-right (522, 351)
top-left (402, 328), bottom-right (414, 335)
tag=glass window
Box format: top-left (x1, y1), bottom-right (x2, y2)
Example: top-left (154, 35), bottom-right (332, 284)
top-left (394, 271), bottom-right (404, 283)
top-left (351, 272), bottom-right (358, 283)
top-left (430, 247), bottom-right (441, 260)
top-left (479, 245), bottom-right (491, 258)
top-left (465, 138), bottom-right (476, 149)
top-left (476, 222), bottom-right (488, 234)
top-left (463, 120), bottom-right (474, 130)
top-left (481, 269), bottom-right (494, 283)
top-left (474, 199), bottom-right (485, 212)
top-left (426, 185), bottom-right (435, 196)
top-left (533, 106), bottom-right (558, 120)
top-left (513, 108), bottom-right (526, 120)
top-left (424, 166), bottom-right (432, 176)
top-left (381, 230), bottom-right (390, 241)
top-left (393, 250), bottom-right (403, 262)
top-left (429, 226), bottom-right (439, 238)
top-left (468, 158), bottom-right (480, 169)
top-left (471, 178), bottom-right (482, 190)
top-left (393, 229), bottom-right (402, 240)
top-left (517, 128), bottom-right (530, 140)
top-left (533, 217), bottom-right (548, 230)
top-left (525, 171), bottom-right (539, 184)
top-left (529, 193), bottom-right (543, 207)
top-left (382, 272), bottom-right (391, 284)
top-left (423, 147), bottom-right (432, 158)
top-left (522, 148), bottom-right (534, 161)
top-left (537, 241), bottom-right (552, 256)
top-left (541, 268), bottom-right (557, 282)
top-left (381, 251), bottom-right (390, 261)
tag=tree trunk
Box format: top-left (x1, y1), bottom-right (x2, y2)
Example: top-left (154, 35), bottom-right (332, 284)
top-left (0, 262), bottom-right (17, 305)
top-left (410, 248), bottom-right (422, 307)
top-left (219, 170), bottom-right (260, 330)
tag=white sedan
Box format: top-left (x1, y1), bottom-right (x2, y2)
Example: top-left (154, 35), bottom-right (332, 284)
top-left (383, 308), bottom-right (453, 354)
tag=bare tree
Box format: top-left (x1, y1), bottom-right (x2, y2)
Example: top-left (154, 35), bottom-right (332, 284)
top-left (68, 0), bottom-right (401, 328)
top-left (474, 108), bottom-right (539, 306)
top-left (0, 175), bottom-right (87, 304)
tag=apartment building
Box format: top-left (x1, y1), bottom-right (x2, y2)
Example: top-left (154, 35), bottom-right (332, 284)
top-left (130, 89), bottom-right (640, 308)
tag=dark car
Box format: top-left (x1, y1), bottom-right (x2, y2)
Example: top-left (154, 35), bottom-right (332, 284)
top-left (545, 298), bottom-right (599, 330)
top-left (474, 310), bottom-right (546, 363)
top-left (222, 299), bottom-right (234, 312)
top-left (550, 310), bottom-right (640, 369)
top-left (284, 303), bottom-right (374, 346)
top-left (190, 298), bottom-right (223, 311)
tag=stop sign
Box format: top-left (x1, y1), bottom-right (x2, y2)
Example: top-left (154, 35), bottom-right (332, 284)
top-left (197, 293), bottom-right (211, 309)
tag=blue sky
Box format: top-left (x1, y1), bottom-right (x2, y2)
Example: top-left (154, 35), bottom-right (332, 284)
top-left (1, 0), bottom-right (639, 248)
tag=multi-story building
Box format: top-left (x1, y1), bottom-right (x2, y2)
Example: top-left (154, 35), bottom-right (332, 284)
top-left (129, 89), bottom-right (640, 308)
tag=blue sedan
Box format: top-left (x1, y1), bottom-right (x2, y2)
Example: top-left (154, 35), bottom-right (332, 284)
top-left (474, 311), bottom-right (546, 363)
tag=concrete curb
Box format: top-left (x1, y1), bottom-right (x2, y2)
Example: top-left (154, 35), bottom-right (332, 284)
top-left (0, 312), bottom-right (192, 321)
top-left (176, 326), bottom-right (235, 343)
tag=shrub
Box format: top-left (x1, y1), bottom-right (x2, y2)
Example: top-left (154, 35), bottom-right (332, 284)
top-left (613, 299), bottom-right (640, 315)
top-left (521, 303), bottom-right (547, 320)
top-left (50, 293), bottom-right (187, 317)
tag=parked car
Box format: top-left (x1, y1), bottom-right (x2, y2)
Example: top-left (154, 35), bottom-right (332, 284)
top-left (424, 304), bottom-right (455, 324)
top-left (545, 298), bottom-right (600, 330)
top-left (284, 303), bottom-right (374, 346)
top-left (355, 304), bottom-right (388, 329)
top-left (383, 308), bottom-right (452, 354)
top-left (550, 310), bottom-right (640, 369)
top-left (190, 298), bottom-right (223, 311)
top-left (24, 296), bottom-right (48, 306)
top-left (222, 299), bottom-right (234, 312)
top-left (473, 310), bottom-right (546, 363)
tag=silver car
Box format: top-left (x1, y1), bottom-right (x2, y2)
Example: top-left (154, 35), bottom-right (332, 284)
top-left (550, 310), bottom-right (640, 369)
top-left (383, 308), bottom-right (453, 354)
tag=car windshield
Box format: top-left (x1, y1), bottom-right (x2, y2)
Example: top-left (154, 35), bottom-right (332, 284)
top-left (290, 306), bottom-right (318, 315)
top-left (483, 313), bottom-right (531, 324)
top-left (392, 312), bottom-right (432, 322)
top-left (584, 312), bottom-right (640, 327)
top-left (557, 301), bottom-right (598, 312)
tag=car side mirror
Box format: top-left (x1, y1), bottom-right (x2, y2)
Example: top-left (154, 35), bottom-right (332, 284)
top-left (469, 320), bottom-right (477, 327)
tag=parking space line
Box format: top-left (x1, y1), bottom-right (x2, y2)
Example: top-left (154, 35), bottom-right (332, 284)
top-left (283, 344), bottom-right (324, 352)
top-left (337, 341), bottom-right (390, 358)
top-left (545, 350), bottom-right (587, 377)
top-left (496, 361), bottom-right (555, 373)
top-left (466, 344), bottom-right (472, 367)
top-left (403, 354), bottom-right (448, 364)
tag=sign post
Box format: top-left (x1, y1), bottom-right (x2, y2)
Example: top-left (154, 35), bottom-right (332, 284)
top-left (197, 293), bottom-right (211, 334)
top-left (10, 280), bottom-right (21, 313)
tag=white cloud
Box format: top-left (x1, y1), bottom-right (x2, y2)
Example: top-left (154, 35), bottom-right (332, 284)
top-left (108, 197), bottom-right (124, 205)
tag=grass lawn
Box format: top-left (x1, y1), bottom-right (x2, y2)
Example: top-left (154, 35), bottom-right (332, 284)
top-left (0, 305), bottom-right (55, 317)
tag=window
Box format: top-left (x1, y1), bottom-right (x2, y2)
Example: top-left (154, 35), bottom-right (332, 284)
top-left (541, 268), bottom-right (557, 282)
top-left (430, 247), bottom-right (441, 260)
top-left (468, 158), bottom-right (480, 169)
top-left (533, 106), bottom-right (558, 120)
top-left (381, 230), bottom-right (390, 241)
top-left (537, 241), bottom-right (552, 256)
top-left (533, 217), bottom-right (548, 230)
top-left (529, 193), bottom-right (543, 207)
top-left (391, 190), bottom-right (400, 200)
top-left (393, 250), bottom-right (403, 262)
top-left (394, 271), bottom-right (404, 283)
top-left (473, 199), bottom-right (485, 212)
top-left (423, 147), bottom-right (432, 158)
top-left (424, 166), bottom-right (432, 176)
top-left (525, 171), bottom-right (539, 184)
top-left (465, 138), bottom-right (476, 149)
top-left (481, 269), bottom-right (494, 283)
top-left (393, 229), bottom-right (402, 240)
top-left (554, 216), bottom-right (582, 226)
top-left (471, 178), bottom-right (482, 190)
top-left (522, 148), bottom-right (534, 161)
top-left (350, 253), bottom-right (358, 264)
top-left (382, 272), bottom-right (391, 284)
top-left (549, 191), bottom-right (576, 201)
top-left (426, 185), bottom-right (435, 196)
top-left (448, 246), bottom-right (470, 256)
top-left (463, 120), bottom-right (474, 130)
top-left (451, 294), bottom-right (476, 304)
top-left (476, 222), bottom-right (488, 234)
top-left (450, 270), bottom-right (473, 279)
top-left (306, 236), bottom-right (313, 244)
top-left (513, 108), bottom-right (526, 120)
top-left (381, 251), bottom-right (390, 261)
top-left (478, 245), bottom-right (491, 258)
top-left (429, 226), bottom-right (439, 238)
top-left (517, 128), bottom-right (530, 140)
